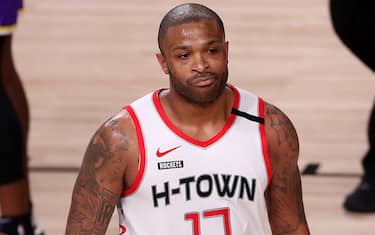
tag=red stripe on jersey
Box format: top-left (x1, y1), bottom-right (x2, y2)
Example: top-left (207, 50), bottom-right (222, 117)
top-left (152, 85), bottom-right (240, 147)
top-left (119, 224), bottom-right (127, 234)
top-left (123, 105), bottom-right (146, 196)
top-left (258, 98), bottom-right (272, 188)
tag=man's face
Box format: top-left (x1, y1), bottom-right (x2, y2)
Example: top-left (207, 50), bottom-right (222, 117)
top-left (157, 20), bottom-right (229, 105)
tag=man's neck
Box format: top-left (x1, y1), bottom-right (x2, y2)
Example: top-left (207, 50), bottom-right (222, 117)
top-left (158, 87), bottom-right (234, 141)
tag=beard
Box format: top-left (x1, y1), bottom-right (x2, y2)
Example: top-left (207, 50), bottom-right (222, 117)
top-left (169, 69), bottom-right (228, 106)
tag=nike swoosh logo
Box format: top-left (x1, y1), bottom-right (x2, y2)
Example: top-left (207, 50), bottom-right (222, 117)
top-left (156, 146), bottom-right (181, 157)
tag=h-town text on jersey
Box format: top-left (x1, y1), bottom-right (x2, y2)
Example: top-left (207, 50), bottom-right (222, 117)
top-left (151, 173), bottom-right (257, 207)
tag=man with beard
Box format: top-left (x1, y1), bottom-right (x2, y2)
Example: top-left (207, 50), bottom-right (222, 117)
top-left (65, 3), bottom-right (311, 235)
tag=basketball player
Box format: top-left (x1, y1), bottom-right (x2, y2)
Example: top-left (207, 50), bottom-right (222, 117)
top-left (330, 0), bottom-right (375, 213)
top-left (66, 3), bottom-right (311, 234)
top-left (0, 0), bottom-right (44, 234)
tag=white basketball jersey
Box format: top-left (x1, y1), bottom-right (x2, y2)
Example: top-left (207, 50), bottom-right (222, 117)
top-left (117, 85), bottom-right (272, 235)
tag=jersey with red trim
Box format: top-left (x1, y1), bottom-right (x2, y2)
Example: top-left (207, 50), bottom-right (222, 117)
top-left (118, 86), bottom-right (272, 235)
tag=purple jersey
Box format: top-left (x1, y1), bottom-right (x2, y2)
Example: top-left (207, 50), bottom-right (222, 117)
top-left (0, 0), bottom-right (23, 35)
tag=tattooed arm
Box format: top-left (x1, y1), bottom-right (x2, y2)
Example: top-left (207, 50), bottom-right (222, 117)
top-left (264, 102), bottom-right (310, 235)
top-left (65, 111), bottom-right (136, 235)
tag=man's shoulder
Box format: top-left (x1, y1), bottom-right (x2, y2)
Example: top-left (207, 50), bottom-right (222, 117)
top-left (263, 102), bottom-right (293, 124)
top-left (128, 90), bottom-right (159, 107)
top-left (233, 86), bottom-right (258, 98)
top-left (94, 109), bottom-right (135, 141)
top-left (101, 89), bottom-right (159, 131)
top-left (263, 101), bottom-right (299, 160)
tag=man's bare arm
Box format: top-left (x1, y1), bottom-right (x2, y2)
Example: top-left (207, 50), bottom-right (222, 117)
top-left (264, 102), bottom-right (310, 235)
top-left (65, 117), bottom-right (129, 235)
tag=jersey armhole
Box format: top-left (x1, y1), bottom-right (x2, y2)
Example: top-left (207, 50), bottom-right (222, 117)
top-left (122, 105), bottom-right (146, 196)
top-left (258, 98), bottom-right (273, 189)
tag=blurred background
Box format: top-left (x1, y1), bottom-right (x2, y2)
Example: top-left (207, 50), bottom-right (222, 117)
top-left (12, 0), bottom-right (375, 234)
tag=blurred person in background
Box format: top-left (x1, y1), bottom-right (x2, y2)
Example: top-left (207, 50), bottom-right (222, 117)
top-left (330, 0), bottom-right (375, 212)
top-left (0, 0), bottom-right (45, 234)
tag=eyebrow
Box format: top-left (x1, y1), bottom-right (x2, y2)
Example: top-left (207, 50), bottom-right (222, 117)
top-left (172, 45), bottom-right (189, 51)
top-left (171, 39), bottom-right (224, 52)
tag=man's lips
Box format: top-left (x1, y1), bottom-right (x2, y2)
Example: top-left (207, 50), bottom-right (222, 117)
top-left (191, 73), bottom-right (216, 87)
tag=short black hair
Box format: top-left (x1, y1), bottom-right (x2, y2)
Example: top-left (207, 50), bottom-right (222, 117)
top-left (158, 3), bottom-right (225, 54)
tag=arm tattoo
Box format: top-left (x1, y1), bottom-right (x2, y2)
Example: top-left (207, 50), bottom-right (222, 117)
top-left (66, 119), bottom-right (128, 235)
top-left (266, 104), bottom-right (298, 151)
top-left (265, 103), bottom-right (310, 235)
top-left (93, 188), bottom-right (119, 234)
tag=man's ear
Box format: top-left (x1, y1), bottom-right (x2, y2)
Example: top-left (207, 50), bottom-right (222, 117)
top-left (224, 41), bottom-right (229, 64)
top-left (156, 53), bottom-right (169, 74)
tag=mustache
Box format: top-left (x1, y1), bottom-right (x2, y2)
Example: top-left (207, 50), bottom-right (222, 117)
top-left (190, 72), bottom-right (217, 80)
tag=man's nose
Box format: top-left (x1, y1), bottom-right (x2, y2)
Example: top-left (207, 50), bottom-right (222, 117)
top-left (192, 54), bottom-right (209, 72)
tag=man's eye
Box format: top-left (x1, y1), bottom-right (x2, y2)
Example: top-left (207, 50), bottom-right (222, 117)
top-left (179, 53), bottom-right (190, 59)
top-left (208, 48), bottom-right (218, 53)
